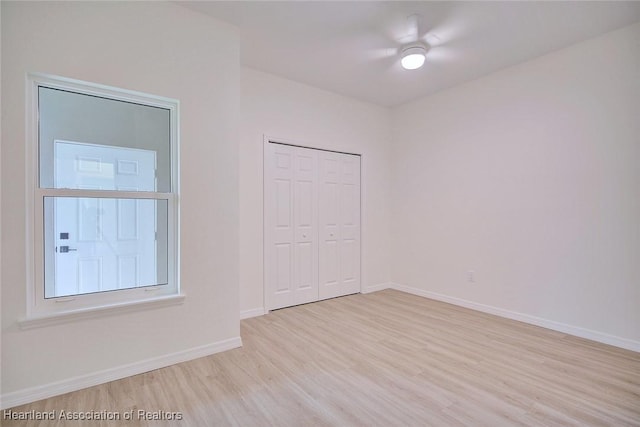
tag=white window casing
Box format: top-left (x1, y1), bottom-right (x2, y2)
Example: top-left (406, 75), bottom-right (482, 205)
top-left (22, 73), bottom-right (182, 328)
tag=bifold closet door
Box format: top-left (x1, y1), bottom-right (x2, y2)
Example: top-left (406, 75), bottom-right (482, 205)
top-left (318, 151), bottom-right (361, 300)
top-left (265, 142), bottom-right (360, 310)
top-left (264, 143), bottom-right (318, 310)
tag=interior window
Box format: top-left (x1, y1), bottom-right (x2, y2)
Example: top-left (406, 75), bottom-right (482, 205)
top-left (27, 74), bottom-right (180, 317)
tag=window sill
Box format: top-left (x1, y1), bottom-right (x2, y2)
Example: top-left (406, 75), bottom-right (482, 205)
top-left (19, 294), bottom-right (186, 330)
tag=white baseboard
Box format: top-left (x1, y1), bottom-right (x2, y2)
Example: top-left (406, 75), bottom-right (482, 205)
top-left (361, 282), bottom-right (392, 294)
top-left (1, 336), bottom-right (242, 410)
top-left (240, 307), bottom-right (266, 319)
top-left (389, 283), bottom-right (640, 353)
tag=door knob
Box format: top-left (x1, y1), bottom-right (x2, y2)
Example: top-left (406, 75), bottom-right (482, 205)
top-left (58, 246), bottom-right (77, 253)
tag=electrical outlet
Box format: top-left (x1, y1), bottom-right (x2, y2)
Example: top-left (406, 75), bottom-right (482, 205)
top-left (468, 270), bottom-right (475, 283)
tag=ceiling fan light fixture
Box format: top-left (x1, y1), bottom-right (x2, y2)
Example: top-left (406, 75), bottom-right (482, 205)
top-left (401, 44), bottom-right (429, 70)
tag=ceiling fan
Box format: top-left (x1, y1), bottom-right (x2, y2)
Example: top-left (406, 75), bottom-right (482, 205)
top-left (367, 12), bottom-right (450, 71)
top-left (398, 14), bottom-right (430, 70)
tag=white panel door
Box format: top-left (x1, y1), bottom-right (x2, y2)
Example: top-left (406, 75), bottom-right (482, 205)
top-left (265, 143), bottom-right (318, 310)
top-left (319, 151), bottom-right (361, 300)
top-left (51, 141), bottom-right (157, 297)
top-left (293, 147), bottom-right (319, 305)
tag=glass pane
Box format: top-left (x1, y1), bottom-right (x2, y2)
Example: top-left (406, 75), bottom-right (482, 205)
top-left (44, 197), bottom-right (168, 298)
top-left (39, 87), bottom-right (170, 192)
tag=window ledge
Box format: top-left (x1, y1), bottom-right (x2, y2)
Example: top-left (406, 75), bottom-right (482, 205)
top-left (19, 294), bottom-right (186, 330)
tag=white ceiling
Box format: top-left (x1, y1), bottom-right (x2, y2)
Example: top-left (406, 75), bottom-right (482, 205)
top-left (180, 1), bottom-right (640, 107)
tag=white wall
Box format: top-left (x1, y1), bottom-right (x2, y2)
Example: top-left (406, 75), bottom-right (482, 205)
top-left (391, 23), bottom-right (640, 348)
top-left (239, 68), bottom-right (391, 316)
top-left (1, 1), bottom-right (240, 404)
top-left (0, 1), bottom-right (3, 399)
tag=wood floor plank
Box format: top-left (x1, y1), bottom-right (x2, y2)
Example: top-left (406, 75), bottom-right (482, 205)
top-left (4, 289), bottom-right (640, 426)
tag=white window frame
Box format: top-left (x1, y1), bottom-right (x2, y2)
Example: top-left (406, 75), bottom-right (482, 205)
top-left (22, 73), bottom-right (182, 328)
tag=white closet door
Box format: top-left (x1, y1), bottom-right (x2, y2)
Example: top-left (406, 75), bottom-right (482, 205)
top-left (319, 151), bottom-right (361, 300)
top-left (265, 143), bottom-right (318, 310)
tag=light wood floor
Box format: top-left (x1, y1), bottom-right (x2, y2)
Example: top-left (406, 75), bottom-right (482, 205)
top-left (5, 289), bottom-right (640, 426)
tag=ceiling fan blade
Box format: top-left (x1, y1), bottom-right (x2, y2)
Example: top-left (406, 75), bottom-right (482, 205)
top-left (407, 14), bottom-right (420, 43)
top-left (425, 46), bottom-right (461, 64)
top-left (364, 46), bottom-right (397, 61)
